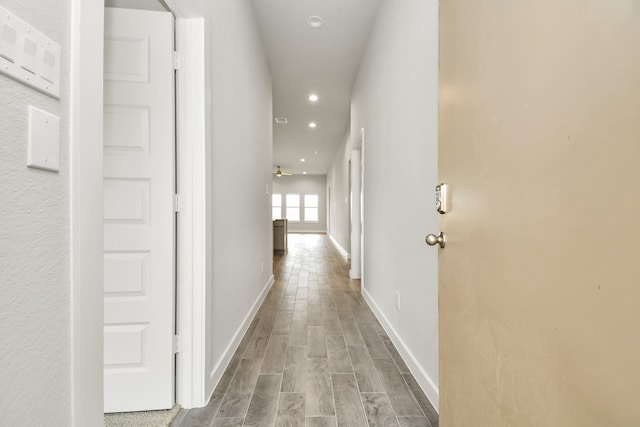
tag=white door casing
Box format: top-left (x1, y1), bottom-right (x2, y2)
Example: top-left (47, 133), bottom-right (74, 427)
top-left (103, 7), bottom-right (175, 413)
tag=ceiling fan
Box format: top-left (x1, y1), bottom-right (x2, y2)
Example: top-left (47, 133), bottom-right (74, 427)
top-left (275, 166), bottom-right (292, 177)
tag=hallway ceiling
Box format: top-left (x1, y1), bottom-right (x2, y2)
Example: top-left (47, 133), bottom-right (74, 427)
top-left (251, 0), bottom-right (382, 176)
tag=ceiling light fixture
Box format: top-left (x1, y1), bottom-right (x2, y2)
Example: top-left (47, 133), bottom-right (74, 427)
top-left (303, 172), bottom-right (307, 175)
top-left (308, 122), bottom-right (317, 128)
top-left (307, 16), bottom-right (324, 28)
top-left (308, 94), bottom-right (318, 102)
top-left (300, 158), bottom-right (306, 162)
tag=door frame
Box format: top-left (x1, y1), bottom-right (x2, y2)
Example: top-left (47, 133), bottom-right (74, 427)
top-left (350, 128), bottom-right (364, 280)
top-left (70, 1), bottom-right (208, 424)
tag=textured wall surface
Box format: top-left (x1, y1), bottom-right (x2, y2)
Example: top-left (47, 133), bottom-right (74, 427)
top-left (0, 1), bottom-right (72, 425)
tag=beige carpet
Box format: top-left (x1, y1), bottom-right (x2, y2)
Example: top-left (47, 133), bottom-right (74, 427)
top-left (104, 405), bottom-right (180, 427)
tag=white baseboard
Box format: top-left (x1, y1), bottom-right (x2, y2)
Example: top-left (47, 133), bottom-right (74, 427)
top-left (329, 234), bottom-right (350, 259)
top-left (207, 274), bottom-right (274, 393)
top-left (362, 287), bottom-right (439, 412)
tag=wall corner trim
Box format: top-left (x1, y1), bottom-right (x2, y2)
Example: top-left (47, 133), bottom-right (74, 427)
top-left (362, 287), bottom-right (439, 412)
top-left (329, 234), bottom-right (350, 259)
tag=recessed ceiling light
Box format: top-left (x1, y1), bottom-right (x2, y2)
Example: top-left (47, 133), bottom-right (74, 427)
top-left (308, 122), bottom-right (317, 128)
top-left (307, 16), bottom-right (324, 28)
top-left (308, 94), bottom-right (318, 102)
top-left (300, 158), bottom-right (306, 162)
top-left (314, 150), bottom-right (323, 155)
top-left (303, 172), bottom-right (307, 175)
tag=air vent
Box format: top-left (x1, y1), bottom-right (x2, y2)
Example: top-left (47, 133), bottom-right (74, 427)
top-left (274, 118), bottom-right (288, 124)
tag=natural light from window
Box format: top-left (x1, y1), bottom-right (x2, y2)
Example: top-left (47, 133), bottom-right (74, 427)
top-left (286, 194), bottom-right (300, 222)
top-left (304, 194), bottom-right (319, 222)
top-left (272, 194), bottom-right (282, 220)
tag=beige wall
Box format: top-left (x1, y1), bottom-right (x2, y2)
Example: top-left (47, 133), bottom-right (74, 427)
top-left (439, 1), bottom-right (640, 425)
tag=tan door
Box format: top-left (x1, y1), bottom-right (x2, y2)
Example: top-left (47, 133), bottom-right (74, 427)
top-left (439, 2), bottom-right (640, 425)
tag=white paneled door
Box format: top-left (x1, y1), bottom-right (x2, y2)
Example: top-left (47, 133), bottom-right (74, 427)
top-left (103, 7), bottom-right (175, 413)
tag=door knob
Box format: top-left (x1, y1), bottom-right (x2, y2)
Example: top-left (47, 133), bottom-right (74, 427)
top-left (425, 232), bottom-right (446, 248)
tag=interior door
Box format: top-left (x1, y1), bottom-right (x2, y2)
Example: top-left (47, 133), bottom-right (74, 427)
top-left (103, 7), bottom-right (175, 413)
top-left (439, 1), bottom-right (640, 425)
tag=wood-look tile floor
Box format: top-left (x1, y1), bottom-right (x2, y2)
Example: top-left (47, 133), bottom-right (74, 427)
top-left (176, 234), bottom-right (438, 427)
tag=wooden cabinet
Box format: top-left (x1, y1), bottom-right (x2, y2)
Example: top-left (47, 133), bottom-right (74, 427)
top-left (273, 219), bottom-right (288, 253)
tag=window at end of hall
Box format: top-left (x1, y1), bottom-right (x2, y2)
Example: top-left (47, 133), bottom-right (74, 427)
top-left (304, 194), bottom-right (319, 222)
top-left (286, 194), bottom-right (301, 222)
top-left (272, 194), bottom-right (282, 220)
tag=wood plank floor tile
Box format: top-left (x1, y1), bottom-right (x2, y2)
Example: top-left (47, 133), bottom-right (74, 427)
top-left (217, 358), bottom-right (262, 418)
top-left (261, 335), bottom-right (289, 373)
top-left (340, 316), bottom-right (366, 347)
top-left (358, 324), bottom-right (390, 359)
top-left (331, 374), bottom-right (368, 427)
top-left (289, 319), bottom-right (308, 345)
top-left (243, 374), bottom-right (282, 427)
top-left (348, 345), bottom-right (384, 392)
top-left (272, 310), bottom-right (293, 335)
top-left (381, 335), bottom-right (411, 374)
top-left (323, 310), bottom-right (342, 335)
top-left (211, 418), bottom-right (244, 427)
top-left (181, 393), bottom-right (223, 427)
top-left (307, 325), bottom-right (328, 358)
top-left (326, 335), bottom-right (353, 374)
top-left (373, 358), bottom-right (423, 416)
top-left (243, 335), bottom-right (270, 359)
top-left (274, 393), bottom-right (305, 427)
top-left (281, 345), bottom-right (306, 393)
top-left (180, 235), bottom-right (438, 427)
top-left (397, 417), bottom-right (432, 427)
top-left (307, 357), bottom-right (335, 416)
top-left (402, 374), bottom-right (439, 427)
top-left (308, 304), bottom-right (324, 325)
top-left (306, 417), bottom-right (338, 427)
top-left (361, 393), bottom-right (400, 427)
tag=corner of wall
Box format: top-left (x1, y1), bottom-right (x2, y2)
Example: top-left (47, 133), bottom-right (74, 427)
top-left (362, 288), bottom-right (439, 411)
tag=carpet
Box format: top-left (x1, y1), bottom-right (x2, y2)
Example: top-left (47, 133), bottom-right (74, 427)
top-left (104, 405), bottom-right (181, 427)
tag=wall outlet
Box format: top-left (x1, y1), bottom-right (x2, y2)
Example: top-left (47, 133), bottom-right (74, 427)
top-left (396, 291), bottom-right (401, 311)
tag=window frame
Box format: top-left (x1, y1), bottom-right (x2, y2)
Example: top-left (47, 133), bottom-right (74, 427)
top-left (303, 194), bottom-right (319, 223)
top-left (285, 193), bottom-right (301, 222)
top-left (272, 193), bottom-right (283, 220)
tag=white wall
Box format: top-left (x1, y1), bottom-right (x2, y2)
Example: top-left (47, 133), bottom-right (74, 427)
top-left (205, 0), bottom-right (273, 397)
top-left (104, 0), bottom-right (168, 12)
top-left (327, 131), bottom-right (351, 254)
top-left (0, 1), bottom-right (73, 425)
top-left (349, 0), bottom-right (440, 408)
top-left (272, 175), bottom-right (327, 233)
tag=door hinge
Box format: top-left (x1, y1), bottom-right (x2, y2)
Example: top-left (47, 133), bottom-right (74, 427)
top-left (173, 51), bottom-right (180, 70)
top-left (174, 194), bottom-right (181, 213)
top-left (173, 335), bottom-right (180, 354)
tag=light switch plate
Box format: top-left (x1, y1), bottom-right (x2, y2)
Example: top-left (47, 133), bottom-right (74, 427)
top-left (27, 105), bottom-right (60, 172)
top-left (0, 5), bottom-right (61, 98)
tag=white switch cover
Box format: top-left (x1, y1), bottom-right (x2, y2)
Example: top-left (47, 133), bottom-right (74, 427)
top-left (0, 5), bottom-right (61, 98)
top-left (27, 106), bottom-right (60, 172)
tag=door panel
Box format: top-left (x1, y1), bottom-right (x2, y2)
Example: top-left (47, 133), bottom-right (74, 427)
top-left (103, 7), bottom-right (175, 413)
top-left (439, 1), bottom-right (640, 425)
